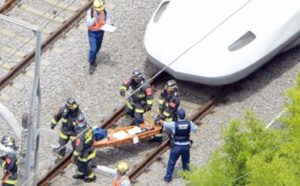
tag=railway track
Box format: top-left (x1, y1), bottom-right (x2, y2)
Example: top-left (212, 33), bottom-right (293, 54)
top-left (0, 0), bottom-right (243, 185)
top-left (37, 84), bottom-right (234, 185)
top-left (0, 1), bottom-right (296, 185)
top-left (0, 0), bottom-right (88, 98)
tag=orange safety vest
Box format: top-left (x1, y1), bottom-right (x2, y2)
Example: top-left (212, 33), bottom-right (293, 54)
top-left (113, 174), bottom-right (130, 186)
top-left (88, 9), bottom-right (105, 31)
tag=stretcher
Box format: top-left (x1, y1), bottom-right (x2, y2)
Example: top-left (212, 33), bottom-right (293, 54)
top-left (93, 123), bottom-right (162, 148)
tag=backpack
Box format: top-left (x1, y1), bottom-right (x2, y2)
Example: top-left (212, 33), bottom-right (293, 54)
top-left (93, 128), bottom-right (107, 141)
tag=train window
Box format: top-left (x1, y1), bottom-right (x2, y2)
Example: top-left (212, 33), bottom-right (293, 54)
top-left (154, 1), bottom-right (170, 23)
top-left (228, 31), bottom-right (256, 51)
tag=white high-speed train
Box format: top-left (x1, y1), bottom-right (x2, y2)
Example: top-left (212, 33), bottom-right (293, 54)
top-left (144, 0), bottom-right (300, 85)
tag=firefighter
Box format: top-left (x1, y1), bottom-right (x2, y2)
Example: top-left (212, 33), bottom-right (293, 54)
top-left (97, 161), bottom-right (131, 186)
top-left (72, 114), bottom-right (97, 182)
top-left (119, 69), bottom-right (154, 126)
top-left (50, 98), bottom-right (82, 164)
top-left (149, 79), bottom-right (180, 142)
top-left (0, 136), bottom-right (18, 186)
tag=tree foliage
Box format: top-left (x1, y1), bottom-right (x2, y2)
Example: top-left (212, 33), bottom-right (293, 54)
top-left (181, 73), bottom-right (300, 186)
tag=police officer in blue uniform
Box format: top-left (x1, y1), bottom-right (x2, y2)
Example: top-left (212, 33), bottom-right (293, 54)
top-left (159, 108), bottom-right (197, 183)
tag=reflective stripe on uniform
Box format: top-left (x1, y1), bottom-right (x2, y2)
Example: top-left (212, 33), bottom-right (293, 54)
top-left (78, 149), bottom-right (96, 162)
top-left (158, 98), bottom-right (164, 104)
top-left (120, 86), bottom-right (127, 91)
top-left (70, 136), bottom-right (76, 140)
top-left (126, 101), bottom-right (133, 110)
top-left (59, 131), bottom-right (68, 139)
top-left (1, 161), bottom-right (5, 168)
top-left (135, 107), bottom-right (144, 113)
top-left (165, 118), bottom-right (173, 121)
top-left (147, 99), bottom-right (154, 105)
top-left (155, 133), bottom-right (163, 137)
top-left (86, 172), bottom-right (95, 178)
top-left (76, 170), bottom-right (84, 175)
top-left (3, 179), bottom-right (17, 185)
top-left (51, 118), bottom-right (58, 124)
top-left (73, 150), bottom-right (80, 156)
top-left (163, 111), bottom-right (170, 117)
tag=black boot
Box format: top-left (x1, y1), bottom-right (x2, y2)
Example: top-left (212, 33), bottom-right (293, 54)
top-left (72, 174), bottom-right (85, 179)
top-left (89, 64), bottom-right (96, 74)
top-left (149, 136), bottom-right (162, 143)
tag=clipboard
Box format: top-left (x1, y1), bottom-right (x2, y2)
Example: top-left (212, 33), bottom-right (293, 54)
top-left (101, 24), bottom-right (117, 32)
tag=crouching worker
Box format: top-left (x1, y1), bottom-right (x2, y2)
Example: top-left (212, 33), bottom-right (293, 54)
top-left (97, 161), bottom-right (131, 186)
top-left (72, 114), bottom-right (97, 182)
top-left (0, 136), bottom-right (19, 186)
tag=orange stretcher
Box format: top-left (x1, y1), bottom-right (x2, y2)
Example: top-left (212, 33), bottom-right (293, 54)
top-left (93, 123), bottom-right (162, 148)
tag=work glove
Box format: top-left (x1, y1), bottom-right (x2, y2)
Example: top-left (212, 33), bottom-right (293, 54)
top-left (97, 165), bottom-right (107, 171)
top-left (120, 90), bottom-right (125, 97)
top-left (50, 124), bottom-right (55, 129)
top-left (141, 100), bottom-right (146, 107)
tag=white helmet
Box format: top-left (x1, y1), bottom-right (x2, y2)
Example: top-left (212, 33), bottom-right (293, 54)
top-left (1, 135), bottom-right (15, 148)
top-left (76, 114), bottom-right (87, 128)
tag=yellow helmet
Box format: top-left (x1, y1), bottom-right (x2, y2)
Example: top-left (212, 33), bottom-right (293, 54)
top-left (116, 162), bottom-right (129, 173)
top-left (93, 0), bottom-right (104, 11)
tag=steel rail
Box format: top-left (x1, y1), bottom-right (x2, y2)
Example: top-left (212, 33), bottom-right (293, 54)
top-left (0, 0), bottom-right (20, 14)
top-left (0, 1), bottom-right (93, 90)
top-left (128, 85), bottom-right (234, 182)
top-left (36, 72), bottom-right (166, 185)
top-left (37, 84), bottom-right (233, 184)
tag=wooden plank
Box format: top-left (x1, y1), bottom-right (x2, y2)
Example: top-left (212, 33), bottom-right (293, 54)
top-left (77, 24), bottom-right (86, 32)
top-left (7, 15), bottom-right (52, 35)
top-left (9, 82), bottom-right (24, 90)
top-left (22, 70), bottom-right (34, 79)
top-left (0, 93), bottom-right (11, 101)
top-left (41, 59), bottom-right (50, 66)
top-left (18, 4), bottom-right (65, 24)
top-left (0, 61), bottom-right (13, 70)
top-left (0, 46), bottom-right (27, 58)
top-left (42, 0), bottom-right (78, 12)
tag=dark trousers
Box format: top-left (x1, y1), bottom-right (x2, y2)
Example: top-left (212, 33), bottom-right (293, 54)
top-left (76, 159), bottom-right (93, 177)
top-left (88, 30), bottom-right (105, 64)
top-left (164, 145), bottom-right (190, 181)
top-left (57, 135), bottom-right (76, 158)
top-left (125, 102), bottom-right (145, 126)
top-left (2, 172), bottom-right (17, 186)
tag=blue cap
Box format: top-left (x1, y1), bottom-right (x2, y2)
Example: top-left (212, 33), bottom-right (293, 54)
top-left (177, 108), bottom-right (186, 119)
